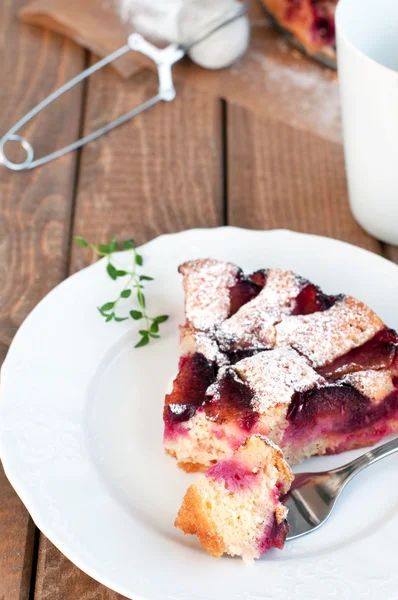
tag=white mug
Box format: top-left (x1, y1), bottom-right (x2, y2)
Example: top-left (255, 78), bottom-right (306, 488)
top-left (336, 0), bottom-right (398, 245)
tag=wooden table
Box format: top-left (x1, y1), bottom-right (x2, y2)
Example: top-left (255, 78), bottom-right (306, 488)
top-left (1, 2), bottom-right (397, 599)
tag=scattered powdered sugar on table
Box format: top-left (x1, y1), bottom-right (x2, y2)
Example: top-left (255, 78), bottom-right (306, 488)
top-left (229, 31), bottom-right (341, 139)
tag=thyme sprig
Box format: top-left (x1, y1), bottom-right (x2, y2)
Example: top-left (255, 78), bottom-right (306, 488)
top-left (75, 236), bottom-right (168, 348)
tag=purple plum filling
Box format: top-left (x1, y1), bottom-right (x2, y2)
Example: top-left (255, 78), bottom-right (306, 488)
top-left (206, 459), bottom-right (259, 492)
top-left (285, 383), bottom-right (398, 447)
top-left (205, 368), bottom-right (259, 431)
top-left (229, 278), bottom-right (263, 316)
top-left (292, 283), bottom-right (341, 315)
top-left (258, 514), bottom-right (289, 553)
top-left (281, 327), bottom-right (398, 446)
top-left (164, 353), bottom-right (217, 435)
top-left (318, 328), bottom-right (398, 379)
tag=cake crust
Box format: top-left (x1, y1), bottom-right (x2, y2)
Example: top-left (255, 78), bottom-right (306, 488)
top-left (175, 485), bottom-right (225, 558)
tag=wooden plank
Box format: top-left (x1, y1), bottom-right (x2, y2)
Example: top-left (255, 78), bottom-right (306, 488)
top-left (0, 1), bottom-right (86, 599)
top-left (34, 537), bottom-right (124, 600)
top-left (0, 465), bottom-right (37, 600)
top-left (34, 63), bottom-right (223, 598)
top-left (227, 104), bottom-right (382, 253)
top-left (69, 67), bottom-right (223, 270)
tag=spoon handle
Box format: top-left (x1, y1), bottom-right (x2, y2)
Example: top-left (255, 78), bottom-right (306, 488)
top-left (339, 437), bottom-right (398, 483)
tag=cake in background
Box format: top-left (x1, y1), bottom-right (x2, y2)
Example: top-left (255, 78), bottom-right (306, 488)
top-left (175, 435), bottom-right (293, 561)
top-left (260, 0), bottom-right (337, 60)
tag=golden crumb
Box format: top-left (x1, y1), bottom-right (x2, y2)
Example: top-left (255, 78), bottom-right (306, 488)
top-left (175, 485), bottom-right (225, 558)
top-left (177, 461), bottom-right (208, 473)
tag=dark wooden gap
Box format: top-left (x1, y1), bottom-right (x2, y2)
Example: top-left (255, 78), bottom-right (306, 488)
top-left (27, 527), bottom-right (40, 600)
top-left (65, 49), bottom-right (91, 275)
top-left (221, 99), bottom-right (228, 226)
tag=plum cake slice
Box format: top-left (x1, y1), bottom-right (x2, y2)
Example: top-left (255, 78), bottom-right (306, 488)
top-left (261, 0), bottom-right (338, 60)
top-left (175, 435), bottom-right (293, 561)
top-left (164, 259), bottom-right (398, 471)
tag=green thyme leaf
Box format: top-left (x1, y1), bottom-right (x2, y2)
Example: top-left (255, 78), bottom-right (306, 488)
top-left (109, 236), bottom-right (118, 252)
top-left (154, 315), bottom-right (169, 324)
top-left (107, 263), bottom-right (118, 280)
top-left (75, 236), bottom-right (89, 247)
top-left (137, 289), bottom-right (145, 308)
top-left (100, 301), bottom-right (115, 312)
top-left (135, 336), bottom-right (149, 348)
top-left (77, 237), bottom-right (168, 348)
top-left (130, 310), bottom-right (143, 320)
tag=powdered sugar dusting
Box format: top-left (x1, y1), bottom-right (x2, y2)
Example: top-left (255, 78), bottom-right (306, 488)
top-left (341, 370), bottom-right (395, 404)
top-left (192, 331), bottom-right (227, 365)
top-left (276, 296), bottom-right (384, 368)
top-left (216, 270), bottom-right (304, 350)
top-left (234, 348), bottom-right (323, 412)
top-left (180, 259), bottom-right (240, 331)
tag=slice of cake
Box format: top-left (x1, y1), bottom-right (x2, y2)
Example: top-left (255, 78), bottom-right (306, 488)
top-left (175, 435), bottom-right (293, 561)
top-left (164, 259), bottom-right (398, 471)
top-left (260, 0), bottom-right (337, 60)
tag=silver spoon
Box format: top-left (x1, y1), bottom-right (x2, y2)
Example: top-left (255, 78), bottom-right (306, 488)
top-left (284, 437), bottom-right (398, 540)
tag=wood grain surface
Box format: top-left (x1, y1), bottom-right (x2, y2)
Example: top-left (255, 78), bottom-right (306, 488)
top-left (1, 10), bottom-right (397, 600)
top-left (227, 104), bottom-right (382, 254)
top-left (69, 62), bottom-right (224, 273)
top-left (0, 1), bottom-right (86, 600)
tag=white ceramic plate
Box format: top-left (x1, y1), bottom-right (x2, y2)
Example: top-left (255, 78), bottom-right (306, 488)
top-left (1, 228), bottom-right (398, 600)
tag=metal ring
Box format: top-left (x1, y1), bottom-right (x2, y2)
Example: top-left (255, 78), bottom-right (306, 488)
top-left (0, 134), bottom-right (35, 171)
